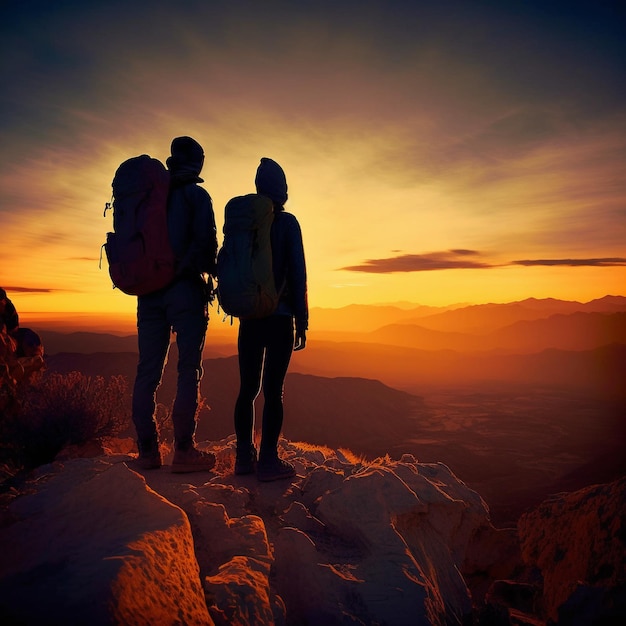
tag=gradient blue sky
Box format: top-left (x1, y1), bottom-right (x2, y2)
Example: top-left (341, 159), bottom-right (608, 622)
top-left (1, 0), bottom-right (625, 316)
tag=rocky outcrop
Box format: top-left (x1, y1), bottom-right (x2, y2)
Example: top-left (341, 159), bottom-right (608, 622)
top-left (4, 438), bottom-right (623, 625)
top-left (518, 476), bottom-right (626, 625)
top-left (0, 325), bottom-right (44, 417)
top-left (0, 457), bottom-right (212, 625)
top-left (0, 439), bottom-right (521, 625)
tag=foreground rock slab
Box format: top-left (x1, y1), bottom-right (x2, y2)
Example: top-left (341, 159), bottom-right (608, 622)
top-left (0, 457), bottom-right (212, 626)
top-left (8, 438), bottom-right (622, 625)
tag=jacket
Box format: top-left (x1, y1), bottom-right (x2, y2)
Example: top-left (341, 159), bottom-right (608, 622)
top-left (271, 208), bottom-right (308, 333)
top-left (167, 176), bottom-right (218, 278)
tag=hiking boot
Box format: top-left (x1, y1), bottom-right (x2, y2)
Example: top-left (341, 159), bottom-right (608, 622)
top-left (136, 439), bottom-right (162, 470)
top-left (137, 451), bottom-right (162, 470)
top-left (171, 446), bottom-right (216, 474)
top-left (257, 457), bottom-right (296, 482)
top-left (235, 445), bottom-right (257, 476)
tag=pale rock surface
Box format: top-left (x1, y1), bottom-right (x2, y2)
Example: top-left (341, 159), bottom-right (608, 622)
top-left (282, 501), bottom-right (325, 535)
top-left (204, 556), bottom-right (281, 626)
top-left (1, 437), bottom-right (523, 625)
top-left (273, 526), bottom-right (355, 625)
top-left (311, 462), bottom-right (479, 625)
top-left (0, 457), bottom-right (212, 625)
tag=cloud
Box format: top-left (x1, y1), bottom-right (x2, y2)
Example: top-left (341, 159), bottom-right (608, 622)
top-left (0, 286), bottom-right (56, 294)
top-left (513, 258), bottom-right (626, 267)
top-left (341, 251), bottom-right (626, 273)
top-left (341, 250), bottom-right (496, 273)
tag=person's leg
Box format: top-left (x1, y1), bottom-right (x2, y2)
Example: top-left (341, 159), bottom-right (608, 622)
top-left (234, 319), bottom-right (265, 470)
top-left (259, 315), bottom-right (294, 463)
top-left (132, 295), bottom-right (170, 462)
top-left (166, 278), bottom-right (216, 473)
top-left (167, 278), bottom-right (208, 450)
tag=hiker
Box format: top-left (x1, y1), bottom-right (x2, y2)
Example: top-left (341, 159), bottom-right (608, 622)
top-left (233, 157), bottom-right (308, 481)
top-left (0, 288), bottom-right (19, 338)
top-left (132, 136), bottom-right (218, 472)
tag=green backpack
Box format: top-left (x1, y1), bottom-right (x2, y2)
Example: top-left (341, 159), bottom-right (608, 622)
top-left (216, 194), bottom-right (279, 319)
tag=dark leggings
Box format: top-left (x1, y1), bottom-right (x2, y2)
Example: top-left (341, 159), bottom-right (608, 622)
top-left (234, 315), bottom-right (294, 460)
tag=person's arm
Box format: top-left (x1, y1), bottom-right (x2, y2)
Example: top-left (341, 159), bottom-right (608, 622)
top-left (286, 216), bottom-right (308, 350)
top-left (188, 185), bottom-right (218, 275)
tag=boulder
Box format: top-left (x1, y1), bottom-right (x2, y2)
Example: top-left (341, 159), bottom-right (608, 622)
top-left (0, 458), bottom-right (212, 625)
top-left (204, 556), bottom-right (279, 626)
top-left (312, 463), bottom-right (474, 625)
top-left (518, 476), bottom-right (626, 624)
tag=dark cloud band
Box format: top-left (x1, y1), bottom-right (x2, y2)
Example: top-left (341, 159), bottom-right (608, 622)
top-left (513, 258), bottom-right (626, 267)
top-left (1, 286), bottom-right (56, 294)
top-left (341, 252), bottom-right (626, 273)
top-left (341, 251), bottom-right (494, 273)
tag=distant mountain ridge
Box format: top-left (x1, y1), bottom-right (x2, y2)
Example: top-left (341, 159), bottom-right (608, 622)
top-left (308, 303), bottom-right (455, 333)
top-left (369, 311), bottom-right (626, 352)
top-left (40, 332), bottom-right (138, 355)
top-left (308, 295), bottom-right (626, 334)
top-left (407, 295), bottom-right (626, 333)
top-left (41, 299), bottom-right (626, 399)
top-left (38, 295), bottom-right (626, 357)
top-left (38, 331), bottom-right (234, 358)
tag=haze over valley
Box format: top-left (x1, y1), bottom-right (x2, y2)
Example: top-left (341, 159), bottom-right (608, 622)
top-left (37, 295), bottom-right (626, 526)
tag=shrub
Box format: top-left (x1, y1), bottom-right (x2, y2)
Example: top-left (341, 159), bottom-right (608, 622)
top-left (1, 371), bottom-right (130, 470)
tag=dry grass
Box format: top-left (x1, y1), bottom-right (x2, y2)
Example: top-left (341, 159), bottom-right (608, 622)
top-left (1, 371), bottom-right (131, 470)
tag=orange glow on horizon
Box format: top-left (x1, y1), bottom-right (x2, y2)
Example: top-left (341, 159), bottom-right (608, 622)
top-left (2, 5), bottom-right (625, 319)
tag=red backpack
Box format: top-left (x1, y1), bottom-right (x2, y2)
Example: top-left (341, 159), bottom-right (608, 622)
top-left (103, 155), bottom-right (176, 296)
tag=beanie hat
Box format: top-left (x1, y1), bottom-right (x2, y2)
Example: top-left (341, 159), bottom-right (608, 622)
top-left (166, 136), bottom-right (204, 175)
top-left (255, 157), bottom-right (288, 205)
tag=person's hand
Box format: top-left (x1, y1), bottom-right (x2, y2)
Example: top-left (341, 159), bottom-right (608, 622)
top-left (294, 329), bottom-right (307, 351)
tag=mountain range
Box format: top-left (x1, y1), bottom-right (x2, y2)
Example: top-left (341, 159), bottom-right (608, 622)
top-left (37, 295), bottom-right (626, 525)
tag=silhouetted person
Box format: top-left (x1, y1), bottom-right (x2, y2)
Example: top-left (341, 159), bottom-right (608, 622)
top-left (0, 288), bottom-right (19, 338)
top-left (234, 158), bottom-right (308, 481)
top-left (132, 136), bottom-right (218, 472)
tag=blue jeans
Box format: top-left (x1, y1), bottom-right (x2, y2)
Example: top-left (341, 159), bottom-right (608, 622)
top-left (132, 276), bottom-right (208, 449)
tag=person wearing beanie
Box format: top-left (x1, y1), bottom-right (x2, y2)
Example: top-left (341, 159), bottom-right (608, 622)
top-left (132, 136), bottom-right (218, 473)
top-left (166, 136), bottom-right (205, 183)
top-left (254, 157), bottom-right (288, 205)
top-left (234, 157), bottom-right (308, 481)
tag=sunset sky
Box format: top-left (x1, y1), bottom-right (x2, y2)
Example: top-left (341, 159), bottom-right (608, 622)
top-left (1, 0), bottom-right (625, 321)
